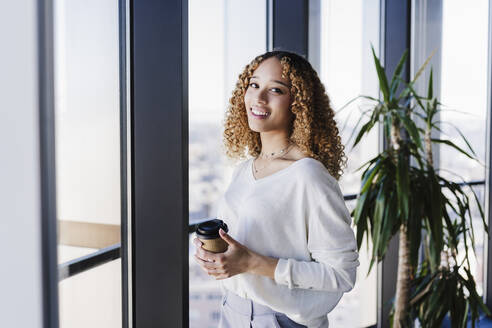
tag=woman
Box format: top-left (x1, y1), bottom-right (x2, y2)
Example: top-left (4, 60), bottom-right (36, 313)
top-left (193, 50), bottom-right (360, 328)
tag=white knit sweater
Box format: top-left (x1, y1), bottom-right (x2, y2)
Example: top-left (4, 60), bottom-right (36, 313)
top-left (214, 157), bottom-right (360, 328)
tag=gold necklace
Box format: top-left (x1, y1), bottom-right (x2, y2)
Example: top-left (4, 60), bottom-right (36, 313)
top-left (253, 142), bottom-right (294, 174)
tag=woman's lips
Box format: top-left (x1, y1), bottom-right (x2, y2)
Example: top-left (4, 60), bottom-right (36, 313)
top-left (250, 107), bottom-right (270, 119)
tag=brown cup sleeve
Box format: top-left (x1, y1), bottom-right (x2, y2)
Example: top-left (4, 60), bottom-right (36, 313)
top-left (198, 237), bottom-right (228, 253)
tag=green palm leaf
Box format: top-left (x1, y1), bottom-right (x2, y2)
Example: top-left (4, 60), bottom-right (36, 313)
top-left (389, 49), bottom-right (409, 99)
top-left (431, 138), bottom-right (477, 161)
top-left (396, 150), bottom-right (410, 221)
top-left (371, 44), bottom-right (390, 103)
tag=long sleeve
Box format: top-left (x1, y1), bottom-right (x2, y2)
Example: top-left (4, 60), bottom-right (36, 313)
top-left (273, 172), bottom-right (360, 292)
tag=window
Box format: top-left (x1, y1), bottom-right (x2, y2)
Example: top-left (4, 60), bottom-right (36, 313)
top-left (439, 0), bottom-right (489, 296)
top-left (188, 0), bottom-right (266, 326)
top-left (54, 0), bottom-right (123, 326)
top-left (313, 0), bottom-right (380, 326)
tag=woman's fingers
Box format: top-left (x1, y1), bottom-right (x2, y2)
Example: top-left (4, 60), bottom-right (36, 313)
top-left (194, 254), bottom-right (217, 268)
top-left (194, 254), bottom-right (228, 277)
top-left (193, 238), bottom-right (203, 251)
top-left (195, 248), bottom-right (215, 262)
top-left (193, 238), bottom-right (207, 255)
top-left (192, 239), bottom-right (230, 278)
top-left (206, 268), bottom-right (226, 276)
top-left (193, 242), bottom-right (219, 263)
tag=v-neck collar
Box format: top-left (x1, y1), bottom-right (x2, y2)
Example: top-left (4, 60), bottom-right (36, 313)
top-left (248, 157), bottom-right (311, 183)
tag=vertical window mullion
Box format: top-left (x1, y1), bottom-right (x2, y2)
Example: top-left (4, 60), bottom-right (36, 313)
top-left (377, 1), bottom-right (412, 328)
top-left (131, 0), bottom-right (188, 326)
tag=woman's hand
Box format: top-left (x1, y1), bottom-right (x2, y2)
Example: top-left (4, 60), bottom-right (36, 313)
top-left (193, 228), bottom-right (254, 280)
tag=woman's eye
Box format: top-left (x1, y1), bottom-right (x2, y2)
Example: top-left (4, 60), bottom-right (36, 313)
top-left (248, 83), bottom-right (283, 94)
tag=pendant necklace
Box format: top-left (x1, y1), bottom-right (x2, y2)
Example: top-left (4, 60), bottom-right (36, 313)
top-left (253, 142), bottom-right (294, 174)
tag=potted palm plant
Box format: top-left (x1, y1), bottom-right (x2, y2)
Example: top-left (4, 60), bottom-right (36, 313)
top-left (344, 45), bottom-right (491, 327)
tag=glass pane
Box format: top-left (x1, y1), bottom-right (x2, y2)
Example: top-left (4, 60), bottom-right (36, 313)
top-left (439, 0), bottom-right (489, 296)
top-left (188, 0), bottom-right (266, 326)
top-left (317, 1), bottom-right (379, 326)
top-left (53, 0), bottom-right (122, 326)
top-left (59, 260), bottom-right (122, 327)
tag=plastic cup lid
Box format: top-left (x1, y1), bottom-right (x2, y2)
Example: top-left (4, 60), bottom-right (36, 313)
top-left (196, 219), bottom-right (228, 240)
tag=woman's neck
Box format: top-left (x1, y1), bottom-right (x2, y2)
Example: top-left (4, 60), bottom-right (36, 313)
top-left (259, 131), bottom-right (291, 156)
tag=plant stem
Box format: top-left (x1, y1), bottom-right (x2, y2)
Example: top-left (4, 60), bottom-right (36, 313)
top-left (391, 117), bottom-right (401, 152)
top-left (391, 121), bottom-right (411, 327)
top-left (424, 128), bottom-right (433, 167)
top-left (394, 224), bottom-right (411, 327)
top-left (425, 125), bottom-right (450, 270)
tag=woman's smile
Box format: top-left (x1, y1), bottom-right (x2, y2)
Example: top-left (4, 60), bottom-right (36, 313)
top-left (250, 106), bottom-right (271, 119)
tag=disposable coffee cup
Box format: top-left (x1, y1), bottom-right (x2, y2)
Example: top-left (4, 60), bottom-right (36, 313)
top-left (195, 219), bottom-right (229, 253)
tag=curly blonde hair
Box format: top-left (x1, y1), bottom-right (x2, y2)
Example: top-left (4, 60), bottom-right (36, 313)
top-left (222, 50), bottom-right (347, 180)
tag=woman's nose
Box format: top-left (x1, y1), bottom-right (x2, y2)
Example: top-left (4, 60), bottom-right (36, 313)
top-left (255, 89), bottom-right (268, 104)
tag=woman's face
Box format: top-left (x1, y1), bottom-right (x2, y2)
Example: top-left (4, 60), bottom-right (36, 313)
top-left (244, 57), bottom-right (293, 134)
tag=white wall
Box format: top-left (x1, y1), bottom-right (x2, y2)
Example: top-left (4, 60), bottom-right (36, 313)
top-left (0, 1), bottom-right (45, 327)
